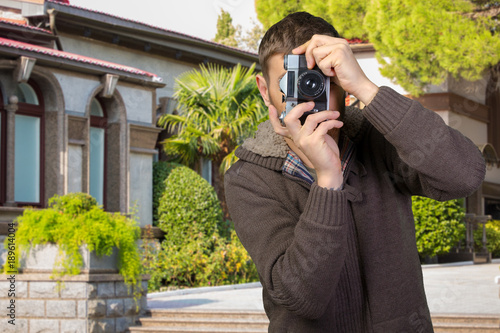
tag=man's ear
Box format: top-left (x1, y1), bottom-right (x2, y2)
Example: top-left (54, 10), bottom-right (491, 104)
top-left (256, 74), bottom-right (271, 106)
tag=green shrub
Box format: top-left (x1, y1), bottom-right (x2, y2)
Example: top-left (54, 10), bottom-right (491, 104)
top-left (474, 220), bottom-right (500, 257)
top-left (412, 196), bottom-right (465, 260)
top-left (144, 165), bottom-right (258, 291)
top-left (157, 165), bottom-right (223, 243)
top-left (148, 230), bottom-right (258, 290)
top-left (152, 161), bottom-right (182, 226)
top-left (139, 225), bottom-right (166, 292)
top-left (7, 193), bottom-right (142, 298)
top-left (159, 229), bottom-right (214, 287)
top-left (203, 230), bottom-right (259, 286)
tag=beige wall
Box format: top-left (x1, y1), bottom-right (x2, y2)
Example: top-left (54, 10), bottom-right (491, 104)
top-left (435, 111), bottom-right (488, 145)
top-left (58, 34), bottom-right (198, 100)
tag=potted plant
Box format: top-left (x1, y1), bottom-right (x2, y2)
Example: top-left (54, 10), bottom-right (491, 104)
top-left (5, 192), bottom-right (143, 299)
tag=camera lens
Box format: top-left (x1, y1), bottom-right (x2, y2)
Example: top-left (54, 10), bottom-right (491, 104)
top-left (297, 71), bottom-right (325, 98)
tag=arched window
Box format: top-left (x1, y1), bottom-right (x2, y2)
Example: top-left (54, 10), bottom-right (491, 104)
top-left (14, 81), bottom-right (44, 205)
top-left (89, 97), bottom-right (107, 207)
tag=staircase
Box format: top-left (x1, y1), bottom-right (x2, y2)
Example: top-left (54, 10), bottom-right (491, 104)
top-left (128, 309), bottom-right (269, 333)
top-left (128, 310), bottom-right (500, 333)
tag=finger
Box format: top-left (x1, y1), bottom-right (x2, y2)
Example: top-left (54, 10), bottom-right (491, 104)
top-left (302, 121), bottom-right (344, 148)
top-left (268, 104), bottom-right (290, 137)
top-left (284, 102), bottom-right (315, 134)
top-left (313, 119), bottom-right (344, 137)
top-left (303, 35), bottom-right (344, 69)
top-left (292, 40), bottom-right (310, 55)
top-left (312, 47), bottom-right (339, 76)
top-left (303, 35), bottom-right (331, 69)
top-left (312, 43), bottom-right (351, 77)
top-left (297, 37), bottom-right (349, 73)
top-left (294, 119), bottom-right (343, 152)
top-left (300, 111), bottom-right (340, 135)
top-left (292, 36), bottom-right (327, 69)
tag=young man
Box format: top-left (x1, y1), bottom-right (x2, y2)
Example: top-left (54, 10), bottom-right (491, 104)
top-left (224, 12), bottom-right (485, 332)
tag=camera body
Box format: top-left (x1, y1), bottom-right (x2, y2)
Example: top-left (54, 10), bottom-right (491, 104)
top-left (278, 54), bottom-right (330, 126)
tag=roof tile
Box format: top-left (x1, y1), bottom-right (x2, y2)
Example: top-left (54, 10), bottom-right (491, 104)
top-left (0, 37), bottom-right (161, 80)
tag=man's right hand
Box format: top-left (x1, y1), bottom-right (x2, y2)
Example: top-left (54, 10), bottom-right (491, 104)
top-left (269, 103), bottom-right (344, 190)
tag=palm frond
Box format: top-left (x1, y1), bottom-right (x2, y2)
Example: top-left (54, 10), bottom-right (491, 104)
top-left (160, 62), bottom-right (267, 173)
top-left (220, 148), bottom-right (239, 174)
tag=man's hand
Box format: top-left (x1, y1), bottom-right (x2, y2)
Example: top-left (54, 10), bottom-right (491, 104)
top-left (293, 35), bottom-right (379, 106)
top-left (269, 103), bottom-right (344, 190)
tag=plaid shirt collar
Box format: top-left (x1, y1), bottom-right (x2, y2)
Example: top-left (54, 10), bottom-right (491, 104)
top-left (282, 135), bottom-right (356, 186)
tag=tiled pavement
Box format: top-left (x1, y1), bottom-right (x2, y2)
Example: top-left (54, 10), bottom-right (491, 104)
top-left (147, 259), bottom-right (500, 316)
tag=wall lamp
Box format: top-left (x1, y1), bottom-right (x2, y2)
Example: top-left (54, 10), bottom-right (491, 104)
top-left (101, 74), bottom-right (119, 98)
top-left (15, 56), bottom-right (36, 83)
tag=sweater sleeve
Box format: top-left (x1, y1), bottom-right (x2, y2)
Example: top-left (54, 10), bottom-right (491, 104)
top-left (224, 163), bottom-right (350, 319)
top-left (362, 86), bottom-right (486, 201)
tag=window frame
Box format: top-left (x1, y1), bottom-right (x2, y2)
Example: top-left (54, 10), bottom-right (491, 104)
top-left (0, 91), bottom-right (5, 205)
top-left (89, 97), bottom-right (108, 209)
top-left (14, 80), bottom-right (44, 207)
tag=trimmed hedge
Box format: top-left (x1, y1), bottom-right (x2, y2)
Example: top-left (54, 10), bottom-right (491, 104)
top-left (152, 161), bottom-right (182, 226)
top-left (157, 165), bottom-right (223, 241)
top-left (144, 165), bottom-right (258, 291)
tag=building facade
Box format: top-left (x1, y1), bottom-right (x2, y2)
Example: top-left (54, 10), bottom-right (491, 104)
top-left (0, 0), bottom-right (259, 229)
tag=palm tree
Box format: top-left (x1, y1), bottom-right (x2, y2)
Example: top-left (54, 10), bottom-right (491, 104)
top-left (158, 63), bottom-right (267, 218)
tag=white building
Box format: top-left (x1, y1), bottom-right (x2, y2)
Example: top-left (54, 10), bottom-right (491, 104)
top-left (0, 0), bottom-right (259, 228)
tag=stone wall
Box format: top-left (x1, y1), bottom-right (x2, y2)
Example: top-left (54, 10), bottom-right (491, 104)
top-left (0, 273), bottom-right (148, 333)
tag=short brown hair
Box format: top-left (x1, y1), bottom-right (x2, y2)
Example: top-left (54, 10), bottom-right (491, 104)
top-left (258, 12), bottom-right (340, 80)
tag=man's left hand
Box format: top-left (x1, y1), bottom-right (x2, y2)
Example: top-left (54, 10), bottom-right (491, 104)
top-left (293, 35), bottom-right (379, 106)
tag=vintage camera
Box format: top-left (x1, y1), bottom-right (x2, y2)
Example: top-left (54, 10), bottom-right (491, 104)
top-left (278, 54), bottom-right (330, 126)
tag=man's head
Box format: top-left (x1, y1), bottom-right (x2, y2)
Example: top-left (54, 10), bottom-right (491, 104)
top-left (259, 12), bottom-right (340, 82)
top-left (256, 12), bottom-right (345, 117)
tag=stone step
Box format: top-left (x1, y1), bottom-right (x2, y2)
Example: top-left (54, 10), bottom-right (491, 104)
top-left (149, 309), bottom-right (268, 321)
top-left (128, 328), bottom-right (267, 333)
top-left (432, 313), bottom-right (500, 325)
top-left (139, 317), bottom-right (269, 329)
top-left (433, 322), bottom-right (500, 333)
top-left (432, 314), bottom-right (500, 333)
top-left (128, 310), bottom-right (500, 333)
top-left (128, 309), bottom-right (269, 333)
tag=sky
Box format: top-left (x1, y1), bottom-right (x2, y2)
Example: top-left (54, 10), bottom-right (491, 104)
top-left (69, 0), bottom-right (259, 41)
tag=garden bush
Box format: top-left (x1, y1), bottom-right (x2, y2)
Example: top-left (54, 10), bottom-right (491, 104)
top-left (412, 196), bottom-right (465, 261)
top-left (204, 230), bottom-right (259, 286)
top-left (157, 165), bottom-right (223, 242)
top-left (8, 193), bottom-right (142, 297)
top-left (145, 230), bottom-right (258, 290)
top-left (474, 220), bottom-right (500, 257)
top-left (152, 161), bottom-right (182, 226)
top-left (145, 165), bottom-right (258, 291)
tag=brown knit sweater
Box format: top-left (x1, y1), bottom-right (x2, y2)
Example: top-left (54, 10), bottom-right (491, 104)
top-left (224, 87), bottom-right (486, 332)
